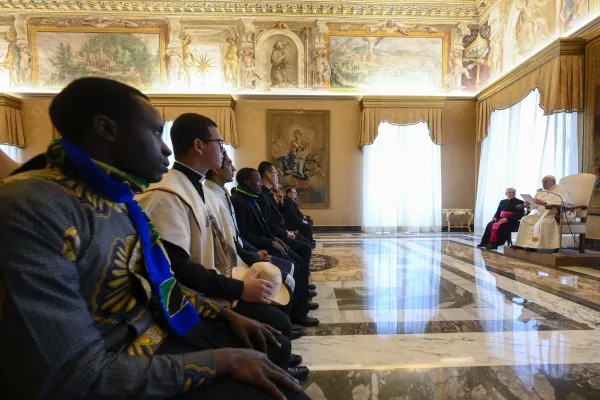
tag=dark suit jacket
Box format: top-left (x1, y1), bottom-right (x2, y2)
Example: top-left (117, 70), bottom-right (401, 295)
top-left (282, 196), bottom-right (305, 230)
top-left (493, 198), bottom-right (525, 226)
top-left (257, 186), bottom-right (288, 239)
top-left (231, 189), bottom-right (276, 250)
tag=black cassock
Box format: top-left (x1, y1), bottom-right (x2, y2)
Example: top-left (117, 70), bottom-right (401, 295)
top-left (479, 198), bottom-right (525, 246)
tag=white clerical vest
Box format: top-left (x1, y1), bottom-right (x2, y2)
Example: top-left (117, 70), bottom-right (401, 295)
top-left (136, 169), bottom-right (239, 276)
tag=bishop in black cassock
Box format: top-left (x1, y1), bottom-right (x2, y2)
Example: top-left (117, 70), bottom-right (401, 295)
top-left (478, 188), bottom-right (525, 249)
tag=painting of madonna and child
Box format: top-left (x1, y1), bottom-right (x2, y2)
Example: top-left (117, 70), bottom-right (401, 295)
top-left (267, 110), bottom-right (329, 208)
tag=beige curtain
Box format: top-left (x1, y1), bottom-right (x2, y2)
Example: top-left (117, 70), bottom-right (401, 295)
top-left (476, 53), bottom-right (583, 142)
top-left (161, 104), bottom-right (238, 147)
top-left (360, 98), bottom-right (444, 147)
top-left (0, 94), bottom-right (25, 148)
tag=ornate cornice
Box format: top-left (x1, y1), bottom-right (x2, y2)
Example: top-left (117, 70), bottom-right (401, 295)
top-left (477, 38), bottom-right (586, 102)
top-left (0, 1), bottom-right (479, 21)
top-left (148, 94), bottom-right (236, 109)
top-left (360, 96), bottom-right (446, 110)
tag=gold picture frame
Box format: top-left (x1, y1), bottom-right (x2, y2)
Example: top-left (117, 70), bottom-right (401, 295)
top-left (267, 109), bottom-right (330, 209)
top-left (28, 23), bottom-right (167, 90)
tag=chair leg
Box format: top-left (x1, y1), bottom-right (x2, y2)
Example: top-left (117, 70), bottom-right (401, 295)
top-left (579, 234), bottom-right (586, 253)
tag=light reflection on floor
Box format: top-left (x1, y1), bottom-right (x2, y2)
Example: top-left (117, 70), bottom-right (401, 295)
top-left (299, 232), bottom-right (600, 399)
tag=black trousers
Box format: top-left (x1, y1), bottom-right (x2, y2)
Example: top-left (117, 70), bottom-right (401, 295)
top-left (234, 301), bottom-right (292, 339)
top-left (479, 221), bottom-right (518, 246)
top-left (282, 237), bottom-right (312, 271)
top-left (297, 223), bottom-right (314, 244)
top-left (181, 319), bottom-right (291, 369)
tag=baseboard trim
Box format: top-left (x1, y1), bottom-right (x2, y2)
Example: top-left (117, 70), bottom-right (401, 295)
top-left (313, 226), bottom-right (362, 232)
top-left (586, 238), bottom-right (600, 250)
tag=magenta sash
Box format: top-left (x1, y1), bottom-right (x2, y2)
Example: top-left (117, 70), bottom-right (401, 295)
top-left (490, 211), bottom-right (516, 243)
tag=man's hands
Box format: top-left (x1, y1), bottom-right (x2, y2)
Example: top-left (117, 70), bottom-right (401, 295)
top-left (241, 269), bottom-right (275, 304)
top-left (272, 241), bottom-right (287, 255)
top-left (498, 218), bottom-right (508, 224)
top-left (215, 348), bottom-right (301, 400)
top-left (272, 237), bottom-right (290, 255)
top-left (491, 218), bottom-right (497, 222)
top-left (534, 199), bottom-right (546, 205)
top-left (221, 308), bottom-right (281, 353)
top-left (257, 250), bottom-right (272, 262)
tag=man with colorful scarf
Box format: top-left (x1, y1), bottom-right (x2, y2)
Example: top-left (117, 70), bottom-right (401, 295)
top-left (231, 168), bottom-right (319, 328)
top-left (0, 78), bottom-right (306, 400)
top-left (136, 113), bottom-right (308, 380)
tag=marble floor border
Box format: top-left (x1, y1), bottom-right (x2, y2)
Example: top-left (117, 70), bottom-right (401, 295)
top-left (294, 329), bottom-right (600, 370)
top-left (302, 318), bottom-right (586, 336)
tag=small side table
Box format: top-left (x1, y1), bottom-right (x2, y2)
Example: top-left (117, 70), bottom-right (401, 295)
top-left (442, 209), bottom-right (474, 232)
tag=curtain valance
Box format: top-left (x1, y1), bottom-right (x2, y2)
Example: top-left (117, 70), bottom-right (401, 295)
top-left (359, 97), bottom-right (444, 147)
top-left (0, 94), bottom-right (25, 148)
top-left (476, 38), bottom-right (584, 142)
top-left (150, 95), bottom-right (239, 147)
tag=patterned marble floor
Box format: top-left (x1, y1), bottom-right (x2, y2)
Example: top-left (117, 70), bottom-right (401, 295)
top-left (298, 232), bottom-right (600, 399)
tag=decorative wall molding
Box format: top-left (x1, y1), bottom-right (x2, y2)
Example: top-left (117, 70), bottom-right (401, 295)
top-left (0, 1), bottom-right (479, 21)
top-left (360, 96), bottom-right (446, 109)
top-left (148, 94), bottom-right (236, 109)
top-left (476, 38), bottom-right (586, 102)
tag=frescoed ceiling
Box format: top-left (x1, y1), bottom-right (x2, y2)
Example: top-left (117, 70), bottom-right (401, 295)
top-left (0, 1), bottom-right (596, 95)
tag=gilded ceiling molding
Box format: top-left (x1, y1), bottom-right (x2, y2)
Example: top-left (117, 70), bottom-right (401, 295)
top-left (477, 38), bottom-right (586, 102)
top-left (148, 94), bottom-right (236, 109)
top-left (360, 96), bottom-right (446, 110)
top-left (0, 1), bottom-right (479, 21)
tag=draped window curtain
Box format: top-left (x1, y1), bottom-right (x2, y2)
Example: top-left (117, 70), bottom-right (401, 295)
top-left (0, 144), bottom-right (22, 163)
top-left (474, 89), bottom-right (579, 230)
top-left (362, 122), bottom-right (442, 233)
top-left (162, 120), bottom-right (236, 189)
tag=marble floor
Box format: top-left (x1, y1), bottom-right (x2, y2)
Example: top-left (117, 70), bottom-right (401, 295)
top-left (298, 232), bottom-right (600, 399)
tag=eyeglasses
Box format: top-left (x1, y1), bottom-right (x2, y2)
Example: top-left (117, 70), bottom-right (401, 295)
top-left (204, 139), bottom-right (225, 150)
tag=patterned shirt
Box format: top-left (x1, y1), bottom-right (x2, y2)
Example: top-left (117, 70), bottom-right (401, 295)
top-left (0, 166), bottom-right (222, 398)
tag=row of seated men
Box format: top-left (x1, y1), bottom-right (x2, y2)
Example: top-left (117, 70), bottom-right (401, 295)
top-left (477, 176), bottom-right (572, 251)
top-left (0, 77), bottom-right (315, 399)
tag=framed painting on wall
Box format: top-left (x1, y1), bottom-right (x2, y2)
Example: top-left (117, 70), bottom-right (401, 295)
top-left (267, 110), bottom-right (330, 209)
top-left (28, 24), bottom-right (167, 90)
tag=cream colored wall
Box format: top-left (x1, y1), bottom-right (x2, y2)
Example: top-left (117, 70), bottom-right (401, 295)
top-left (20, 98), bottom-right (53, 161)
top-left (18, 97), bottom-right (478, 227)
top-left (442, 100), bottom-right (477, 211)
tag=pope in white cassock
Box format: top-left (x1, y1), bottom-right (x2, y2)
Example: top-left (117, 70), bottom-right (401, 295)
top-left (514, 175), bottom-right (572, 251)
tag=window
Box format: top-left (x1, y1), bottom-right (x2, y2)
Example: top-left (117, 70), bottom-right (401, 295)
top-left (362, 122), bottom-right (442, 233)
top-left (0, 144), bottom-right (22, 163)
top-left (474, 89), bottom-right (579, 229)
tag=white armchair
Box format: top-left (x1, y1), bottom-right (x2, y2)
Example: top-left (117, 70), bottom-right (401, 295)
top-left (558, 173), bottom-right (597, 253)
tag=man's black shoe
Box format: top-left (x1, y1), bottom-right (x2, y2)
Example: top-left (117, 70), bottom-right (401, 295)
top-left (287, 366), bottom-right (310, 381)
top-left (290, 353), bottom-right (303, 367)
